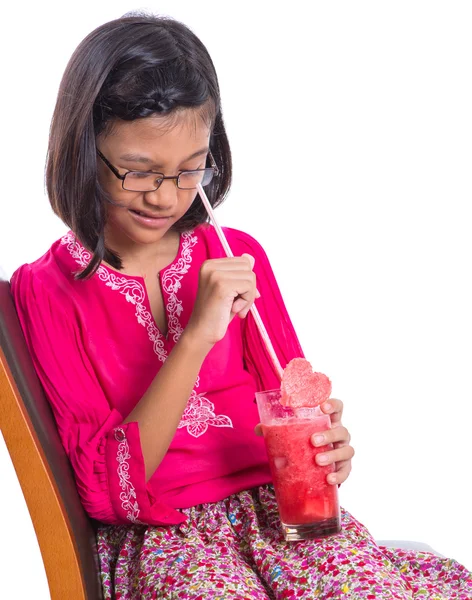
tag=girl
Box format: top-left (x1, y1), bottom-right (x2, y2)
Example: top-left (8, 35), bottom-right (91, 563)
top-left (11, 13), bottom-right (471, 599)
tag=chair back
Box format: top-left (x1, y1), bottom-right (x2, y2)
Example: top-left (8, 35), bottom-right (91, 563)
top-left (0, 275), bottom-right (103, 600)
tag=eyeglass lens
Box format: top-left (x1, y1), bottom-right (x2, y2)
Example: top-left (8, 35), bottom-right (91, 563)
top-left (123, 169), bottom-right (214, 191)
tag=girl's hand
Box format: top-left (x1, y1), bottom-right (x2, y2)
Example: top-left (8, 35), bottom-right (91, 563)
top-left (254, 398), bottom-right (355, 486)
top-left (312, 398), bottom-right (354, 485)
top-left (185, 254), bottom-right (259, 347)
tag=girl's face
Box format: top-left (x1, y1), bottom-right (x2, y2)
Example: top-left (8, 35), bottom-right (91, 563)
top-left (96, 111), bottom-right (211, 251)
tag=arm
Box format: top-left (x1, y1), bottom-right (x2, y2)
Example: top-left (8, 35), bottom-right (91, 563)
top-left (11, 253), bottom-right (259, 524)
top-left (11, 265), bottom-right (167, 525)
top-left (122, 330), bottom-right (208, 481)
top-left (123, 253), bottom-right (259, 481)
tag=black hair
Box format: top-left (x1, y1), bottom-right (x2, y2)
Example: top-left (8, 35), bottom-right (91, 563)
top-left (46, 13), bottom-right (232, 278)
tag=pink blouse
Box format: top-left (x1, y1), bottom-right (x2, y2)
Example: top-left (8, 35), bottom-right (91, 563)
top-left (11, 224), bottom-right (304, 526)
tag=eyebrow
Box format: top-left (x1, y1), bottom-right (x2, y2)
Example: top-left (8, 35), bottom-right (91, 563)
top-left (118, 147), bottom-right (209, 167)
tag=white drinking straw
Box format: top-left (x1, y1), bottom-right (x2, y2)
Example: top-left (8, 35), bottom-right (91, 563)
top-left (197, 182), bottom-right (284, 381)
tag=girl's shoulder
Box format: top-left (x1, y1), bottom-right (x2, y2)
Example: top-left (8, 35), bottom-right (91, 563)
top-left (10, 231), bottom-right (86, 308)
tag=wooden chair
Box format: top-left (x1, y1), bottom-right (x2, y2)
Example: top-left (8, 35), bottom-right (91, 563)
top-left (0, 275), bottom-right (103, 600)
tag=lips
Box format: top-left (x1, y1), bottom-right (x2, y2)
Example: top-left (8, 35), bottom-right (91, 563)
top-left (129, 209), bottom-right (171, 219)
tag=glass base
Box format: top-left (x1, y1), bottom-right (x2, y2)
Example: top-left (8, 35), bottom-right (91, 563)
top-left (282, 517), bottom-right (341, 541)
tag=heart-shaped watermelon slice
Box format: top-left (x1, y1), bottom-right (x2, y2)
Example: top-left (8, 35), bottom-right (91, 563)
top-left (281, 358), bottom-right (332, 408)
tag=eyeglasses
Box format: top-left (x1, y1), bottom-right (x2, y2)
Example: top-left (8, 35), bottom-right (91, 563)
top-left (96, 149), bottom-right (219, 192)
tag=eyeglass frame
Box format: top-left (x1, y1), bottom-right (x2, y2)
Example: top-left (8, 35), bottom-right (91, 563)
top-left (96, 148), bottom-right (219, 191)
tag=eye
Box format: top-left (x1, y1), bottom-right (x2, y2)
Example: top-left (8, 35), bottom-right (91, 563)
top-left (127, 171), bottom-right (156, 180)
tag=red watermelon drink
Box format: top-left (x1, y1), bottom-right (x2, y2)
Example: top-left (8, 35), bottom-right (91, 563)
top-left (256, 360), bottom-right (341, 541)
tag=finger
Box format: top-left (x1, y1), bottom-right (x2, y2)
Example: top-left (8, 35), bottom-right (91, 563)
top-left (232, 297), bottom-right (250, 314)
top-left (333, 438), bottom-right (352, 450)
top-left (238, 305), bottom-right (254, 319)
top-left (202, 257), bottom-right (257, 273)
top-left (216, 270), bottom-right (256, 294)
top-left (254, 423), bottom-right (263, 436)
top-left (210, 272), bottom-right (256, 312)
top-left (233, 295), bottom-right (257, 317)
top-left (315, 444), bottom-right (355, 466)
top-left (311, 426), bottom-right (351, 447)
top-left (220, 256), bottom-right (256, 270)
top-left (222, 274), bottom-right (257, 317)
top-left (238, 295), bottom-right (259, 317)
top-left (327, 460), bottom-right (352, 485)
top-left (241, 253), bottom-right (255, 269)
top-left (320, 398), bottom-right (343, 424)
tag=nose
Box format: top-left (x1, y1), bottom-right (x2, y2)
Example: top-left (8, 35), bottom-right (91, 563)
top-left (143, 179), bottom-right (178, 211)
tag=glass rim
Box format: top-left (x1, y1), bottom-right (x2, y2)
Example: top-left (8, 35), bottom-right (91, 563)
top-left (255, 388), bottom-right (281, 396)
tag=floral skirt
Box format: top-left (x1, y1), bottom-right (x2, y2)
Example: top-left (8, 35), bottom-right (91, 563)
top-left (96, 485), bottom-right (472, 599)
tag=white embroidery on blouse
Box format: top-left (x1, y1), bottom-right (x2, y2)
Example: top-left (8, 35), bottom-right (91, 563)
top-left (161, 231), bottom-right (198, 343)
top-left (113, 428), bottom-right (143, 524)
top-left (178, 384), bottom-right (233, 438)
top-left (61, 232), bottom-right (167, 361)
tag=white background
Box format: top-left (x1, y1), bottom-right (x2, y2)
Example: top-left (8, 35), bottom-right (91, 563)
top-left (1, 1), bottom-right (471, 597)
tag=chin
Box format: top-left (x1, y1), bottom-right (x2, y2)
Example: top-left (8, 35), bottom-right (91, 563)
top-left (108, 216), bottom-right (175, 247)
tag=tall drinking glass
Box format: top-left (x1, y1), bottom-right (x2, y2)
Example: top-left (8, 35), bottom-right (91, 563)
top-left (256, 389), bottom-right (341, 541)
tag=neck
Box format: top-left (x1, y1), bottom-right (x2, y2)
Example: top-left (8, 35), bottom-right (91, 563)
top-left (104, 228), bottom-right (180, 276)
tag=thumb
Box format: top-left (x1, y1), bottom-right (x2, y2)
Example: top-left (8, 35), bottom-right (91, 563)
top-left (241, 253), bottom-right (255, 269)
top-left (254, 423), bottom-right (263, 436)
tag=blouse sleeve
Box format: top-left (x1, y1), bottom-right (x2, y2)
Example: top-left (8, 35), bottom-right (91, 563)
top-left (223, 228), bottom-right (305, 391)
top-left (10, 265), bottom-right (186, 527)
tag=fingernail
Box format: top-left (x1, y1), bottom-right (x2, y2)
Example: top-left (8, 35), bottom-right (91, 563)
top-left (328, 473), bottom-right (337, 484)
top-left (318, 454), bottom-right (328, 464)
top-left (323, 403), bottom-right (332, 412)
top-left (312, 435), bottom-right (325, 446)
